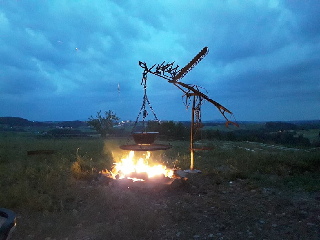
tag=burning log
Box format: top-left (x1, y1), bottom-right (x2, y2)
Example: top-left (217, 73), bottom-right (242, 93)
top-left (125, 172), bottom-right (149, 181)
top-left (148, 173), bottom-right (165, 181)
top-left (101, 169), bottom-right (189, 191)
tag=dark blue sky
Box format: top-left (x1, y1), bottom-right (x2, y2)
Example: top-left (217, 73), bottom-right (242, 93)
top-left (1, 0), bottom-right (319, 122)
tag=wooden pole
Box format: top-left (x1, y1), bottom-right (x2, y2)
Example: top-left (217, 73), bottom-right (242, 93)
top-left (190, 94), bottom-right (196, 170)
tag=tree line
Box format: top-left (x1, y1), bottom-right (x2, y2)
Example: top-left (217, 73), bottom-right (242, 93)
top-left (87, 111), bottom-right (316, 147)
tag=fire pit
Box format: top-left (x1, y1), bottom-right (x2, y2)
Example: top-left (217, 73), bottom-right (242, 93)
top-left (100, 150), bottom-right (187, 191)
top-left (103, 150), bottom-right (174, 182)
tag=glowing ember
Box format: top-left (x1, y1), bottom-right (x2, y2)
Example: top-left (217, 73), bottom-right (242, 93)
top-left (109, 151), bottom-right (173, 181)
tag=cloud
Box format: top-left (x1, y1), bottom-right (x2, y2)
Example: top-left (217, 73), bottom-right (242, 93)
top-left (0, 0), bottom-right (319, 121)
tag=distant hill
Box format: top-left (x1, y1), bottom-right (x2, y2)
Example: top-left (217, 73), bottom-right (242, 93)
top-left (0, 117), bottom-right (46, 127)
top-left (0, 117), bottom-right (87, 128)
top-left (1, 117), bottom-right (319, 130)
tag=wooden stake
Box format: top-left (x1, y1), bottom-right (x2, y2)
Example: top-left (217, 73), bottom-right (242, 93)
top-left (190, 94), bottom-right (196, 170)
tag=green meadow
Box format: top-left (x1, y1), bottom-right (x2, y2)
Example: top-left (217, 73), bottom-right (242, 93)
top-left (1, 131), bottom-right (319, 213)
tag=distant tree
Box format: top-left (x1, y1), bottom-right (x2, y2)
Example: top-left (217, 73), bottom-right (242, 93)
top-left (174, 122), bottom-right (188, 140)
top-left (87, 110), bottom-right (119, 138)
top-left (265, 122), bottom-right (297, 131)
top-left (159, 121), bottom-right (176, 139)
top-left (146, 121), bottom-right (160, 132)
top-left (146, 121), bottom-right (189, 140)
top-left (297, 134), bottom-right (311, 147)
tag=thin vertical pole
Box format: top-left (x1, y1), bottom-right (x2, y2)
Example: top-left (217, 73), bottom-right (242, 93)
top-left (190, 94), bottom-right (196, 170)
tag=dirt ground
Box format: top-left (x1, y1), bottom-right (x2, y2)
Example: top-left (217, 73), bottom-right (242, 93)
top-left (11, 173), bottom-right (320, 240)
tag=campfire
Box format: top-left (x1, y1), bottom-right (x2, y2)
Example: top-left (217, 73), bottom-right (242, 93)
top-left (104, 151), bottom-right (174, 182)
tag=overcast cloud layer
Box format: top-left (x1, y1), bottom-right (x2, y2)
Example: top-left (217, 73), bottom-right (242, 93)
top-left (0, 0), bottom-right (319, 122)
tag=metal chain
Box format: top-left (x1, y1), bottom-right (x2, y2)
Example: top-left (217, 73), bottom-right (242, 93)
top-left (131, 72), bottom-right (160, 135)
top-left (145, 95), bottom-right (160, 123)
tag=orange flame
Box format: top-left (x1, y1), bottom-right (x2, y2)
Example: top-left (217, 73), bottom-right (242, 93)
top-left (110, 151), bottom-right (173, 181)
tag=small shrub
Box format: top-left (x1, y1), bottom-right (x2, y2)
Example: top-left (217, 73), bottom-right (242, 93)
top-left (71, 149), bottom-right (98, 180)
top-left (71, 147), bottom-right (113, 180)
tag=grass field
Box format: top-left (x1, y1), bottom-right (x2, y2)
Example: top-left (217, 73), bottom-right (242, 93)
top-left (1, 131), bottom-right (319, 239)
top-left (1, 132), bottom-right (319, 210)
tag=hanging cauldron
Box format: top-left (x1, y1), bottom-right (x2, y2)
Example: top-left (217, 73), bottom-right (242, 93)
top-left (120, 132), bottom-right (172, 151)
top-left (119, 66), bottom-right (172, 151)
top-left (132, 132), bottom-right (159, 144)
